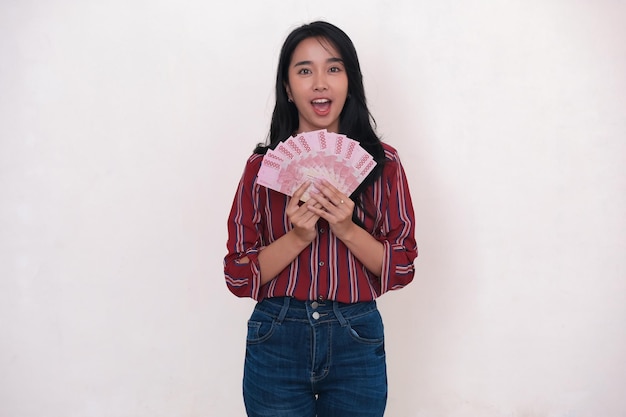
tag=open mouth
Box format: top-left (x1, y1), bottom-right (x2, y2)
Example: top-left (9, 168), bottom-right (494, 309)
top-left (311, 98), bottom-right (331, 115)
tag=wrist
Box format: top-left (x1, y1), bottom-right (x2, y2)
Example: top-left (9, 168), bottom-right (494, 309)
top-left (335, 222), bottom-right (358, 243)
top-left (289, 228), bottom-right (315, 249)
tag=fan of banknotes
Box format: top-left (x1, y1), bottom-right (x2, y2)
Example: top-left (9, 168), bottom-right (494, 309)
top-left (256, 129), bottom-right (376, 201)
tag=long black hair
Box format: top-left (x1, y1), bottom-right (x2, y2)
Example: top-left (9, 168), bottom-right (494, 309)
top-left (255, 21), bottom-right (385, 223)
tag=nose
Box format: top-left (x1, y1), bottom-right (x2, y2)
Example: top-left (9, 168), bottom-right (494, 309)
top-left (313, 72), bottom-right (328, 91)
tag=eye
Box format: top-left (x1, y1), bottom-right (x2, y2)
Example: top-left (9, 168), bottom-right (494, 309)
top-left (297, 68), bottom-right (312, 75)
top-left (329, 66), bottom-right (342, 73)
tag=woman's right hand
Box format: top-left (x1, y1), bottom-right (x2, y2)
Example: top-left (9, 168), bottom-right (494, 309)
top-left (286, 181), bottom-right (321, 244)
top-left (256, 182), bottom-right (321, 284)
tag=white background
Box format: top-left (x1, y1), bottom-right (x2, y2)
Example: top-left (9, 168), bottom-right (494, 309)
top-left (1, 1), bottom-right (625, 416)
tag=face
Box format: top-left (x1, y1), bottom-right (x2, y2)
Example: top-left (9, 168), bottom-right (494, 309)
top-left (285, 37), bottom-right (349, 134)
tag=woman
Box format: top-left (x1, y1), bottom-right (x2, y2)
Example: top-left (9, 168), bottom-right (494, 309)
top-left (224, 21), bottom-right (418, 417)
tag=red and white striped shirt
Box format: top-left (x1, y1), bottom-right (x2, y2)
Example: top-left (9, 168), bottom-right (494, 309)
top-left (224, 142), bottom-right (417, 303)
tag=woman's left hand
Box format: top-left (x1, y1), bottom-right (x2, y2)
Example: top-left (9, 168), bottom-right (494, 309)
top-left (306, 180), bottom-right (356, 241)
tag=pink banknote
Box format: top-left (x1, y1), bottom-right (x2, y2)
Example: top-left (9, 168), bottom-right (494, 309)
top-left (257, 130), bottom-right (377, 201)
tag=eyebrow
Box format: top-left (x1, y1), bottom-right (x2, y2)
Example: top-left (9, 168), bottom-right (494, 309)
top-left (293, 57), bottom-right (344, 67)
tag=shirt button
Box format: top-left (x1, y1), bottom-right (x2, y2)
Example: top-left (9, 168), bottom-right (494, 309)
top-left (319, 228), bottom-right (325, 233)
top-left (312, 312), bottom-right (320, 320)
top-left (318, 261), bottom-right (324, 266)
top-left (311, 301), bottom-right (319, 309)
top-left (317, 295), bottom-right (325, 303)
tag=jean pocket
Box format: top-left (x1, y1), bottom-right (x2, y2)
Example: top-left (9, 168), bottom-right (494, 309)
top-left (346, 309), bottom-right (385, 345)
top-left (246, 319), bottom-right (276, 344)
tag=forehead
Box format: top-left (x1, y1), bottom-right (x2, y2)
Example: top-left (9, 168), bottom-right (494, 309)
top-left (290, 37), bottom-right (342, 64)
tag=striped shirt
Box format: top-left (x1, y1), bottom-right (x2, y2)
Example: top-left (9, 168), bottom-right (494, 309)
top-left (224, 142), bottom-right (417, 303)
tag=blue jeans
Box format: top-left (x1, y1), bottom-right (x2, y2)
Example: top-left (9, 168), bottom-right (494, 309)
top-left (243, 297), bottom-right (387, 417)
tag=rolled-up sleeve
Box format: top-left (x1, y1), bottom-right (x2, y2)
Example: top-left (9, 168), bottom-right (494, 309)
top-left (376, 150), bottom-right (418, 294)
top-left (224, 155), bottom-right (264, 300)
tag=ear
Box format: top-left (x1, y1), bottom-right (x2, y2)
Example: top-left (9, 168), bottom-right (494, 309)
top-left (284, 83), bottom-right (293, 102)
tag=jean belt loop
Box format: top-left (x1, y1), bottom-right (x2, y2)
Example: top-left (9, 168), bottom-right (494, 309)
top-left (276, 297), bottom-right (290, 324)
top-left (332, 301), bottom-right (348, 327)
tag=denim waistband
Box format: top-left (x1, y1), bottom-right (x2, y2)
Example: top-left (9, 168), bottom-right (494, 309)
top-left (254, 297), bottom-right (378, 326)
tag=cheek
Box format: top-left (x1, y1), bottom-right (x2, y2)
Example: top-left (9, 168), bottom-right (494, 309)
top-left (291, 86), bottom-right (309, 102)
top-left (336, 77), bottom-right (349, 96)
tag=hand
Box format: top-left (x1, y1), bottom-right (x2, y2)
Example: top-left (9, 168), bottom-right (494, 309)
top-left (286, 181), bottom-right (321, 244)
top-left (306, 180), bottom-right (356, 240)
